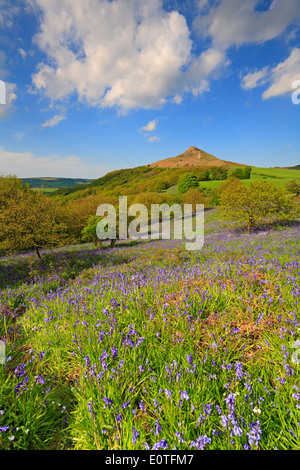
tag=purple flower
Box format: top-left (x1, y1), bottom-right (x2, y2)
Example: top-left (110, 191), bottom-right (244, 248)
top-left (154, 419), bottom-right (162, 436)
top-left (186, 353), bottom-right (193, 366)
top-left (121, 400), bottom-right (130, 410)
top-left (132, 426), bottom-right (139, 445)
top-left (0, 426), bottom-right (9, 432)
top-left (139, 400), bottom-right (145, 413)
top-left (35, 375), bottom-right (45, 385)
top-left (165, 389), bottom-right (172, 399)
top-left (225, 393), bottom-right (235, 411)
top-left (175, 431), bottom-right (184, 443)
top-left (247, 420), bottom-right (262, 447)
top-left (180, 390), bottom-right (190, 401)
top-left (220, 415), bottom-right (229, 428)
top-left (235, 362), bottom-right (243, 380)
top-left (190, 435), bottom-right (211, 450)
top-left (111, 346), bottom-right (118, 359)
top-left (153, 439), bottom-right (168, 450)
top-left (103, 397), bottom-right (113, 408)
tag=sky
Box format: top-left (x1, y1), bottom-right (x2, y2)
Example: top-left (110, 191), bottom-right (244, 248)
top-left (0, 0), bottom-right (300, 179)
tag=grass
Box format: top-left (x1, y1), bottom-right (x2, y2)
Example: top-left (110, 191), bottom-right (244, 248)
top-left (0, 210), bottom-right (299, 450)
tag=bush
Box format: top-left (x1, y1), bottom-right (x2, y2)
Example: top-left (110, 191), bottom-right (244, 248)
top-left (177, 173), bottom-right (199, 194)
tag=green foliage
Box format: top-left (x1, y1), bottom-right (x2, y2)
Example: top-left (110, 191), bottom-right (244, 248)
top-left (230, 167), bottom-right (252, 180)
top-left (182, 188), bottom-right (205, 212)
top-left (285, 179), bottom-right (300, 197)
top-left (177, 173), bottom-right (199, 194)
top-left (81, 215), bottom-right (103, 249)
top-left (0, 175), bottom-right (70, 258)
top-left (219, 178), bottom-right (299, 231)
top-left (209, 167), bottom-right (228, 181)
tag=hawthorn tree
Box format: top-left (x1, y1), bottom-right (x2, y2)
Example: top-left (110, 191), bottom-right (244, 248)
top-left (0, 175), bottom-right (70, 258)
top-left (219, 178), bottom-right (298, 231)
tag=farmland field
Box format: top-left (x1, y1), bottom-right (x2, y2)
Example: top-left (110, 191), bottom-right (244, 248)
top-left (0, 210), bottom-right (300, 450)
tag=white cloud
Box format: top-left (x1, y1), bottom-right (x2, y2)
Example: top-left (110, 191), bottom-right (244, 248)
top-left (194, 0), bottom-right (300, 47)
top-left (0, 82), bottom-right (17, 119)
top-left (241, 67), bottom-right (269, 90)
top-left (141, 119), bottom-right (158, 132)
top-left (41, 114), bottom-right (66, 127)
top-left (0, 0), bottom-right (20, 28)
top-left (29, 0), bottom-right (227, 112)
top-left (18, 48), bottom-right (27, 59)
top-left (0, 146), bottom-right (109, 178)
top-left (148, 136), bottom-right (161, 143)
top-left (262, 48), bottom-right (300, 99)
top-left (240, 48), bottom-right (300, 100)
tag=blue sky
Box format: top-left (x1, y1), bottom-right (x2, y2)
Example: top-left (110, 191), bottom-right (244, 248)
top-left (0, 0), bottom-right (300, 178)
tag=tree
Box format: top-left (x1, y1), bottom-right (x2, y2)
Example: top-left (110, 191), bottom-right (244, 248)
top-left (230, 168), bottom-right (245, 179)
top-left (243, 167), bottom-right (252, 179)
top-left (0, 175), bottom-right (70, 258)
top-left (177, 173), bottom-right (199, 194)
top-left (81, 215), bottom-right (104, 249)
top-left (219, 179), bottom-right (298, 232)
top-left (286, 179), bottom-right (300, 197)
top-left (209, 167), bottom-right (228, 181)
top-left (182, 188), bottom-right (205, 213)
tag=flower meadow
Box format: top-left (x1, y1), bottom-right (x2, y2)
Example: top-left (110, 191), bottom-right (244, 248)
top-left (0, 211), bottom-right (300, 450)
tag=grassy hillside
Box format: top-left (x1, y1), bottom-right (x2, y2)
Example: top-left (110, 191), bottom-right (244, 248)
top-left (22, 178), bottom-right (94, 193)
top-left (49, 164), bottom-right (299, 202)
top-left (1, 210), bottom-right (300, 450)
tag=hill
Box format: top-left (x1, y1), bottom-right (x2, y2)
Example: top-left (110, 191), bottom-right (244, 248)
top-left (150, 146), bottom-right (247, 168)
top-left (50, 147), bottom-right (247, 199)
top-left (284, 165), bottom-right (300, 170)
top-left (22, 177), bottom-right (94, 192)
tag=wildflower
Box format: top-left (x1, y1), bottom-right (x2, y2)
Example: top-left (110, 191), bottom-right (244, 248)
top-left (235, 362), bottom-right (243, 380)
top-left (247, 420), bottom-right (262, 448)
top-left (175, 431), bottom-right (184, 443)
top-left (189, 435), bottom-right (211, 450)
top-left (111, 346), bottom-right (118, 359)
top-left (231, 424), bottom-right (243, 437)
top-left (132, 427), bottom-right (139, 445)
top-left (180, 390), bottom-right (190, 401)
top-left (103, 397), bottom-right (113, 408)
top-left (252, 407), bottom-right (261, 415)
top-left (154, 419), bottom-right (162, 436)
top-left (153, 439), bottom-right (168, 450)
top-left (186, 353), bottom-right (193, 366)
top-left (35, 375), bottom-right (45, 385)
top-left (165, 389), bottom-right (172, 399)
top-left (225, 393), bottom-right (235, 411)
top-left (138, 399), bottom-right (145, 411)
top-left (0, 426), bottom-right (9, 432)
top-left (220, 415), bottom-right (229, 428)
top-left (121, 400), bottom-right (130, 410)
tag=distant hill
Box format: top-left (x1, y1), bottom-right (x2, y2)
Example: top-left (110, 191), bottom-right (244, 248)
top-left (150, 146), bottom-right (247, 169)
top-left (283, 165), bottom-right (300, 170)
top-left (49, 146), bottom-right (250, 199)
top-left (22, 177), bottom-right (94, 191)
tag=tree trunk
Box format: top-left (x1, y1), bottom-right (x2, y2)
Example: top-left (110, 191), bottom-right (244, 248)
top-left (35, 246), bottom-right (41, 259)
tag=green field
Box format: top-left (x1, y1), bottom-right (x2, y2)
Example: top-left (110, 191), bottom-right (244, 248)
top-left (195, 167), bottom-right (300, 192)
